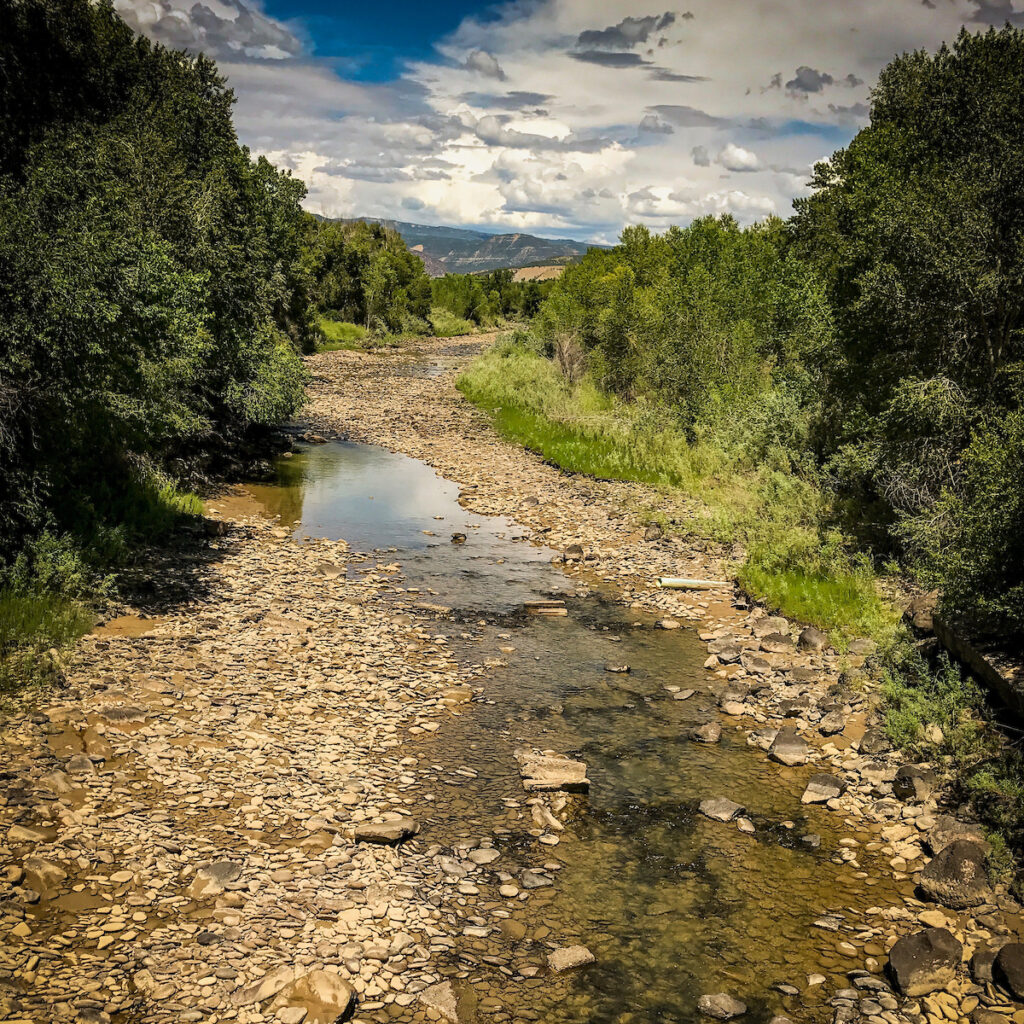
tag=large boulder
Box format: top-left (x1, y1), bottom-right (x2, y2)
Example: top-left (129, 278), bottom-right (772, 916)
top-left (797, 626), bottom-right (828, 652)
top-left (888, 928), bottom-right (963, 996)
top-left (918, 840), bottom-right (990, 908)
top-left (994, 943), bottom-right (1024, 999)
top-left (769, 728), bottom-right (809, 766)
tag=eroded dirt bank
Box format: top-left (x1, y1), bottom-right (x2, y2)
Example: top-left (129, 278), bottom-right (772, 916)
top-left (0, 334), bottom-right (1021, 1024)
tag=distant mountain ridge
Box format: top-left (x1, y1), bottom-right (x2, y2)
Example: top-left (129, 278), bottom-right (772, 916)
top-left (336, 217), bottom-right (601, 276)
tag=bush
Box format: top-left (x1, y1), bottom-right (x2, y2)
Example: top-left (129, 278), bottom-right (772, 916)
top-left (429, 307), bottom-right (476, 337)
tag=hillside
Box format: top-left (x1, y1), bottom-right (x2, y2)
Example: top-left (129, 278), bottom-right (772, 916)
top-left (339, 217), bottom-right (598, 275)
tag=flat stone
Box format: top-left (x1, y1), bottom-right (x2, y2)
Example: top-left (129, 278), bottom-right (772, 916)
top-left (515, 749), bottom-right (589, 793)
top-left (699, 797), bottom-right (745, 822)
top-left (271, 971), bottom-right (354, 1021)
top-left (888, 928), bottom-right (962, 997)
top-left (547, 945), bottom-right (595, 972)
top-left (894, 764), bottom-right (937, 803)
top-left (353, 817), bottom-right (418, 845)
top-left (859, 728), bottom-right (892, 755)
top-left (801, 774), bottom-right (847, 804)
top-left (233, 967), bottom-right (296, 1006)
top-left (190, 860), bottom-right (242, 898)
top-left (819, 710), bottom-right (846, 736)
top-left (419, 981), bottom-right (459, 1022)
top-left (697, 993), bottom-right (747, 1020)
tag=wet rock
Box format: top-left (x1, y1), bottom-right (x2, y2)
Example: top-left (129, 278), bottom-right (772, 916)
top-left (520, 869), bottom-right (553, 889)
top-left (888, 927), bottom-right (962, 997)
top-left (819, 710), bottom-right (846, 736)
top-left (547, 945), bottom-right (595, 972)
top-left (894, 764), bottom-right (937, 803)
top-left (690, 722), bottom-right (722, 744)
top-left (993, 943), bottom-right (1024, 999)
top-left (515, 749), bottom-right (590, 793)
top-left (604, 662), bottom-right (630, 673)
top-left (450, 532), bottom-right (467, 544)
top-left (697, 993), bottom-right (747, 1020)
top-left (189, 860), bottom-right (241, 898)
top-left (918, 840), bottom-right (990, 908)
top-left (699, 797), bottom-right (745, 822)
top-left (563, 543), bottom-right (584, 562)
top-left (420, 981), bottom-right (459, 1022)
top-left (23, 857), bottom-right (66, 891)
top-left (798, 626), bottom-right (828, 652)
top-left (801, 774), bottom-right (847, 804)
top-left (859, 728), bottom-right (892, 755)
top-left (353, 816), bottom-right (418, 845)
top-left (657, 617), bottom-right (681, 630)
top-left (769, 728), bottom-right (809, 767)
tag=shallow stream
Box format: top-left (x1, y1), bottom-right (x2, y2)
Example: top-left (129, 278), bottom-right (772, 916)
top-left (247, 436), bottom-right (911, 1024)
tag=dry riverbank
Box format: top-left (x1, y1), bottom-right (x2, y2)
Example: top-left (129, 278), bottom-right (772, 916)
top-left (0, 334), bottom-right (1022, 1024)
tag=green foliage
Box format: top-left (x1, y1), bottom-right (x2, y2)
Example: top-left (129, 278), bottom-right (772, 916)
top-left (308, 220), bottom-right (431, 334)
top-left (534, 217), bottom-right (830, 429)
top-left (0, 0), bottom-right (311, 694)
top-left (793, 25), bottom-right (1024, 632)
top-left (431, 269), bottom-right (552, 327)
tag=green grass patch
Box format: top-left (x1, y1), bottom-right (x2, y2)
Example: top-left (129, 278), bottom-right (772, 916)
top-left (317, 317), bottom-right (368, 351)
top-left (429, 307), bottom-right (476, 338)
top-left (0, 589), bottom-right (93, 701)
top-left (458, 340), bottom-right (895, 643)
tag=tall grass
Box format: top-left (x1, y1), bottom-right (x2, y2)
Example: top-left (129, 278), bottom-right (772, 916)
top-left (458, 340), bottom-right (896, 642)
top-left (317, 317), bottom-right (368, 351)
top-left (429, 307), bottom-right (476, 338)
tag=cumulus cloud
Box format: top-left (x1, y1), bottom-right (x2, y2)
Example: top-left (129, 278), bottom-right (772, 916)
top-left (115, 0), bottom-right (1001, 236)
top-left (114, 0), bottom-right (303, 59)
top-left (577, 12), bottom-right (677, 49)
top-left (718, 142), bottom-right (760, 171)
top-left (462, 50), bottom-right (507, 80)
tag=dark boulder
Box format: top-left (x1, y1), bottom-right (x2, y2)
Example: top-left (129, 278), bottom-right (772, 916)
top-left (918, 841), bottom-right (990, 908)
top-left (893, 764), bottom-right (937, 803)
top-left (994, 943), bottom-right (1024, 999)
top-left (888, 927), bottom-right (962, 996)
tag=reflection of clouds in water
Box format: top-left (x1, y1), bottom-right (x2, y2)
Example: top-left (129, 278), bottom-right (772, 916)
top-left (254, 441), bottom-right (561, 611)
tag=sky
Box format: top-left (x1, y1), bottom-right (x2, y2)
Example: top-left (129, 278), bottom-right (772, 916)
top-left (114, 0), bottom-right (1024, 243)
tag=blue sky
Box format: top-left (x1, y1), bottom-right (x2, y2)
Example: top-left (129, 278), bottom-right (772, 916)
top-left (114, 0), bottom-right (1020, 243)
top-left (261, 0), bottom-right (495, 80)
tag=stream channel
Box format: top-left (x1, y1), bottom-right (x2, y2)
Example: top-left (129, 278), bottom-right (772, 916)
top-left (245, 435), bottom-right (910, 1024)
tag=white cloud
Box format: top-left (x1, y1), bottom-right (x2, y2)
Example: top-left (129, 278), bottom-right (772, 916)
top-left (718, 143), bottom-right (761, 172)
top-left (114, 0), bottom-right (1006, 238)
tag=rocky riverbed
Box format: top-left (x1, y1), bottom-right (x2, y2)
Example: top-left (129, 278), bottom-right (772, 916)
top-left (1, 333), bottom-right (1022, 1024)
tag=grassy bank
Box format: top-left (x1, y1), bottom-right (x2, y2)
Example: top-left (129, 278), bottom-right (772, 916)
top-left (458, 339), bottom-right (896, 644)
top-left (459, 336), bottom-right (1024, 870)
